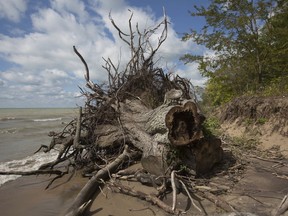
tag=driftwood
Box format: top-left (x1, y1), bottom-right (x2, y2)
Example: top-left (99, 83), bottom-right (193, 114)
top-left (0, 11), bottom-right (225, 216)
top-left (140, 99), bottom-right (223, 176)
top-left (109, 182), bottom-right (182, 215)
top-left (65, 145), bottom-right (137, 216)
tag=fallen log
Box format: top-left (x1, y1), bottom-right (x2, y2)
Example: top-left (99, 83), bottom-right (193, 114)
top-left (93, 97), bottom-right (223, 176)
top-left (129, 98), bottom-right (223, 176)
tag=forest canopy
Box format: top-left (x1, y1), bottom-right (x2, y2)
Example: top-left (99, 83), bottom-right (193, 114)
top-left (181, 0), bottom-right (288, 105)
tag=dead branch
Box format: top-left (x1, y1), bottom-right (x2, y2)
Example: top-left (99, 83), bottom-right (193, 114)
top-left (179, 179), bottom-right (202, 213)
top-left (0, 169), bottom-right (65, 176)
top-left (200, 191), bottom-right (238, 213)
top-left (73, 107), bottom-right (82, 149)
top-left (65, 145), bottom-right (135, 216)
top-left (109, 182), bottom-right (181, 215)
top-left (73, 46), bottom-right (90, 82)
top-left (274, 194), bottom-right (288, 216)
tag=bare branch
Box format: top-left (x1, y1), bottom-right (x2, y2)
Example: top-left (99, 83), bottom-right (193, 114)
top-left (73, 46), bottom-right (90, 82)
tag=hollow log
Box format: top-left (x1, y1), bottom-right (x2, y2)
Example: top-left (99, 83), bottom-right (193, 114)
top-left (93, 99), bottom-right (222, 176)
top-left (148, 100), bottom-right (222, 175)
top-left (165, 101), bottom-right (205, 146)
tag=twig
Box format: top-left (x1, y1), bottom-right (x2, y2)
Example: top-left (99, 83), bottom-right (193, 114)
top-left (274, 194), bottom-right (288, 216)
top-left (45, 172), bottom-right (66, 189)
top-left (272, 173), bottom-right (288, 180)
top-left (251, 155), bottom-right (285, 165)
top-left (129, 207), bottom-right (156, 216)
top-left (179, 179), bottom-right (202, 213)
top-left (171, 170), bottom-right (177, 211)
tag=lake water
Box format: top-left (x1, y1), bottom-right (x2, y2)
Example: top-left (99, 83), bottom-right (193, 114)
top-left (0, 108), bottom-right (78, 186)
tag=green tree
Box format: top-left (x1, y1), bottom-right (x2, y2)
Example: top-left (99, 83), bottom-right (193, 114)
top-left (182, 0), bottom-right (288, 105)
top-left (260, 0), bottom-right (288, 94)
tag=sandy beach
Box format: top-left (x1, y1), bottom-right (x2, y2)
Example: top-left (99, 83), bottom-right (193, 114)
top-left (0, 173), bottom-right (86, 216)
top-left (1, 155), bottom-right (288, 216)
top-left (0, 172), bottom-right (168, 216)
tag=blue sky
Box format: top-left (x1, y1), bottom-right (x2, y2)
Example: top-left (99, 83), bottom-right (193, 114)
top-left (0, 0), bottom-right (209, 108)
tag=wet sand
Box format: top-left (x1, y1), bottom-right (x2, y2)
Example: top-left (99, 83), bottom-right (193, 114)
top-left (0, 173), bottom-right (167, 216)
top-left (0, 173), bottom-right (87, 216)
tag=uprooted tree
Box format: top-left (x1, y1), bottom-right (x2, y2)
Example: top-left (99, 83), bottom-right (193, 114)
top-left (1, 12), bottom-right (224, 215)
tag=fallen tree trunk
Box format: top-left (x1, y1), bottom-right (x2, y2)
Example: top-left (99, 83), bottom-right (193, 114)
top-left (94, 97), bottom-right (223, 176)
top-left (119, 99), bottom-right (224, 176)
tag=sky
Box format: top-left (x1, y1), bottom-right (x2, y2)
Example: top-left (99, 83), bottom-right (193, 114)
top-left (0, 0), bottom-right (209, 108)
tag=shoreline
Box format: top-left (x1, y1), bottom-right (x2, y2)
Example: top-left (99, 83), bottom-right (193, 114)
top-left (1, 156), bottom-right (288, 216)
top-left (0, 172), bottom-right (166, 216)
top-left (0, 173), bottom-right (87, 216)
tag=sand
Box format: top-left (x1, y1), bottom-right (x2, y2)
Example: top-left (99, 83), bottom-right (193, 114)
top-left (1, 156), bottom-right (288, 216)
top-left (0, 172), bottom-right (167, 216)
top-left (0, 117), bottom-right (288, 216)
top-left (0, 174), bottom-right (86, 216)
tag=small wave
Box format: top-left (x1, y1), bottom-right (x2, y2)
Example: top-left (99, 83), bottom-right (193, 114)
top-left (0, 150), bottom-right (59, 186)
top-left (0, 128), bottom-right (18, 134)
top-left (0, 117), bottom-right (16, 121)
top-left (33, 118), bottom-right (62, 122)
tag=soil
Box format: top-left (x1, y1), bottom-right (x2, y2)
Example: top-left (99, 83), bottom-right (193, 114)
top-left (219, 95), bottom-right (288, 156)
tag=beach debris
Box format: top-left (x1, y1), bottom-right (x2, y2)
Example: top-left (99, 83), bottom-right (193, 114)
top-left (0, 11), bottom-right (227, 216)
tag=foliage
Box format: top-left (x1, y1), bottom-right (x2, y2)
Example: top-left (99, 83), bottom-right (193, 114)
top-left (182, 0), bottom-right (288, 105)
top-left (202, 116), bottom-right (221, 137)
top-left (256, 117), bottom-right (267, 125)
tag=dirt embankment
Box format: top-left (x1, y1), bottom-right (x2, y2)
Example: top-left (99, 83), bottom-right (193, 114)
top-left (218, 96), bottom-right (288, 157)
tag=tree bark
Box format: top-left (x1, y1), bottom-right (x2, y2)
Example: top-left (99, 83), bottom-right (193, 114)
top-left (65, 145), bottom-right (133, 216)
top-left (116, 99), bottom-right (223, 176)
top-left (90, 99), bottom-right (222, 176)
top-left (165, 101), bottom-right (205, 146)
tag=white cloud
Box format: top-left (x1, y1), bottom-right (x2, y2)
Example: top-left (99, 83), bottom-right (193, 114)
top-left (0, 78), bottom-right (4, 86)
top-left (0, 0), bottom-right (27, 22)
top-left (51, 0), bottom-right (89, 22)
top-left (0, 0), bottom-right (205, 107)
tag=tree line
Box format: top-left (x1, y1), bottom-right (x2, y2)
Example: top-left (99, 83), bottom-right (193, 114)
top-left (182, 0), bottom-right (288, 105)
